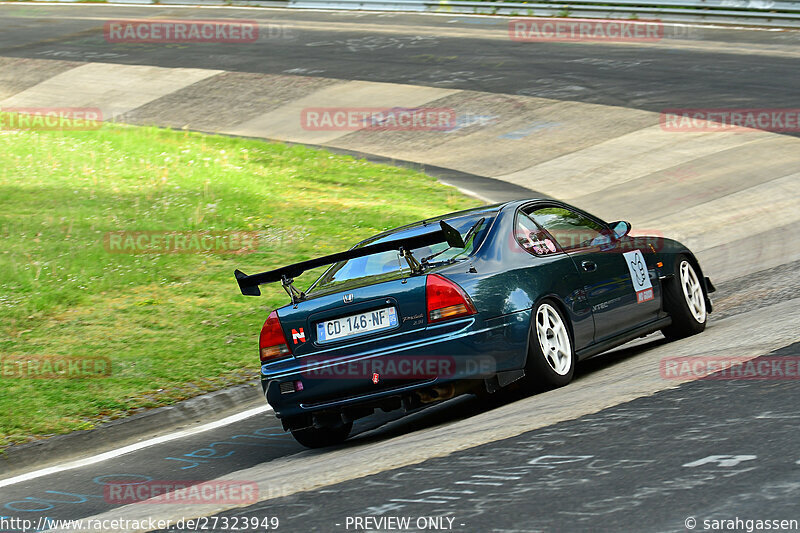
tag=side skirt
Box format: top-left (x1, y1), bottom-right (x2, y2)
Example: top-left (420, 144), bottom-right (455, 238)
top-left (575, 317), bottom-right (672, 361)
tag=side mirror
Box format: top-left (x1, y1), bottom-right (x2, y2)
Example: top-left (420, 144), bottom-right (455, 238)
top-left (609, 221), bottom-right (632, 240)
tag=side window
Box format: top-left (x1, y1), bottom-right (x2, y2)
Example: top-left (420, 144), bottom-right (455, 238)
top-left (528, 207), bottom-right (607, 251)
top-left (515, 212), bottom-right (559, 256)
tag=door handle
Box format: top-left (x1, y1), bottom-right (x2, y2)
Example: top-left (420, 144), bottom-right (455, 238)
top-left (581, 260), bottom-right (597, 272)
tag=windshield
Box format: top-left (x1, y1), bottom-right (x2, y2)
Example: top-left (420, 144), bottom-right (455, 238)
top-left (308, 212), bottom-right (494, 295)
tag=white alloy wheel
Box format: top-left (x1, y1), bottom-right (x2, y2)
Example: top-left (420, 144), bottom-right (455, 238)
top-left (679, 260), bottom-right (707, 323)
top-left (535, 303), bottom-right (572, 376)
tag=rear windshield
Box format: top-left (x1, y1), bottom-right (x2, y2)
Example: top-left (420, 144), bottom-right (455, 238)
top-left (308, 213), bottom-right (494, 295)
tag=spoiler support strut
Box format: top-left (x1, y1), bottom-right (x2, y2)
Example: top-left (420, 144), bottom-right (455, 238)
top-left (281, 276), bottom-right (305, 305)
top-left (399, 246), bottom-right (423, 276)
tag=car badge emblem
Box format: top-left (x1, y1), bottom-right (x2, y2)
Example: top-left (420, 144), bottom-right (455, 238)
top-left (372, 373), bottom-right (380, 384)
top-left (343, 293), bottom-right (354, 303)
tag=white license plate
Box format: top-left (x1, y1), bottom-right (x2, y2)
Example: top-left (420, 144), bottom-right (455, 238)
top-left (317, 307), bottom-right (398, 343)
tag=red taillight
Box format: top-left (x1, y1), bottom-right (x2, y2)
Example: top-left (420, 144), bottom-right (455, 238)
top-left (259, 310), bottom-right (292, 362)
top-left (426, 274), bottom-right (477, 323)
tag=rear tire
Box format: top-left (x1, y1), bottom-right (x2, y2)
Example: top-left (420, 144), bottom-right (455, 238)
top-left (290, 421), bottom-right (352, 449)
top-left (524, 300), bottom-right (575, 390)
top-left (661, 254), bottom-right (707, 340)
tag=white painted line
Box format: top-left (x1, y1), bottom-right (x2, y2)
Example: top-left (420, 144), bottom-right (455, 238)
top-left (0, 405), bottom-right (271, 489)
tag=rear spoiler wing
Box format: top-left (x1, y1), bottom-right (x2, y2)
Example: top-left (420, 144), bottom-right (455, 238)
top-left (234, 220), bottom-right (465, 298)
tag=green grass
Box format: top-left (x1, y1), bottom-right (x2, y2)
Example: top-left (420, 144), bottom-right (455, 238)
top-left (0, 120), bottom-right (480, 450)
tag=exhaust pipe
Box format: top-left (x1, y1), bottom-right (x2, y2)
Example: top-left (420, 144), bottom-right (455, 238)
top-left (416, 383), bottom-right (457, 404)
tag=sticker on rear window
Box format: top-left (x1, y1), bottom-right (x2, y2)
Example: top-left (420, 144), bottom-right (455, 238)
top-left (623, 249), bottom-right (654, 303)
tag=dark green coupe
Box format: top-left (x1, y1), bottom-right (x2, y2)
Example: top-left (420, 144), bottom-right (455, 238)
top-left (235, 199), bottom-right (714, 448)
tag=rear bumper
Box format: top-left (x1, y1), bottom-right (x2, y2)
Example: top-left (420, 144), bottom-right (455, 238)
top-left (261, 311), bottom-right (530, 420)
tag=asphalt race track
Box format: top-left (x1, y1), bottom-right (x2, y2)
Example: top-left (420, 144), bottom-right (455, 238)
top-left (1, 4), bottom-right (799, 533)
top-left (163, 343), bottom-right (800, 533)
top-left (2, 5), bottom-right (800, 114)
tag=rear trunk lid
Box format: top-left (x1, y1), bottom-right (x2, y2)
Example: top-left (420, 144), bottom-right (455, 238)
top-left (277, 274), bottom-right (428, 358)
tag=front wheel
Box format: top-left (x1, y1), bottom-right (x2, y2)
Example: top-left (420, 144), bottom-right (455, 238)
top-left (290, 421), bottom-right (352, 449)
top-left (524, 300), bottom-right (575, 389)
top-left (661, 255), bottom-right (707, 340)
